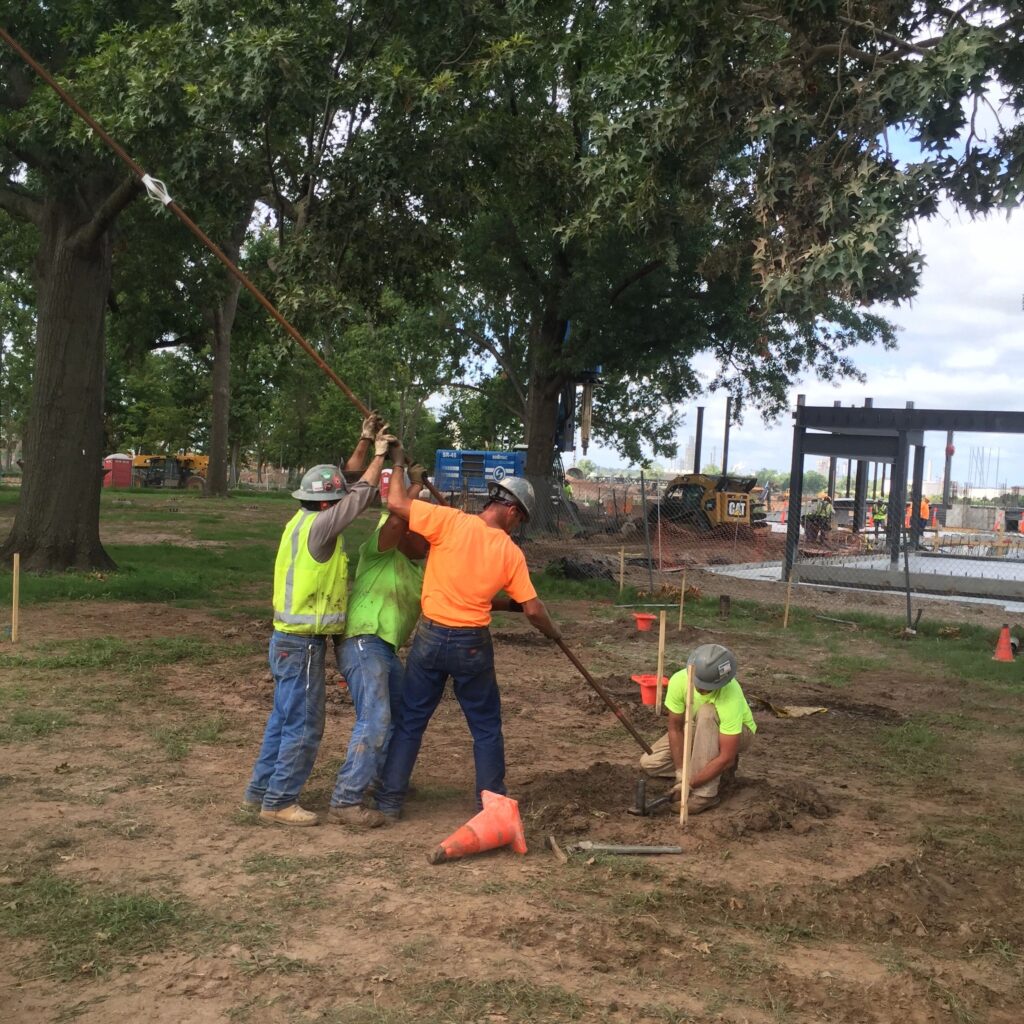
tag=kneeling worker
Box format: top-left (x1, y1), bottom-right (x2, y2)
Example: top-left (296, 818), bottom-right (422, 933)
top-left (640, 644), bottom-right (756, 815)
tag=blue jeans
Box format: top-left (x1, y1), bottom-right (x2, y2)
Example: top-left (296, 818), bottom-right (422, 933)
top-left (375, 620), bottom-right (505, 814)
top-left (330, 635), bottom-right (405, 808)
top-left (244, 631), bottom-right (328, 810)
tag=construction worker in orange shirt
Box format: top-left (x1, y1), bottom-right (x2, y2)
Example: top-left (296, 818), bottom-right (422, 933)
top-left (918, 495), bottom-right (931, 534)
top-left (374, 455), bottom-right (560, 820)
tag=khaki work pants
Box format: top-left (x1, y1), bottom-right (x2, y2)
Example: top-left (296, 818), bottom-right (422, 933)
top-left (639, 705), bottom-right (754, 798)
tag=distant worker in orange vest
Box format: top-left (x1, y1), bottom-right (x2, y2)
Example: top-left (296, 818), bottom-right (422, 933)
top-left (918, 496), bottom-right (930, 534)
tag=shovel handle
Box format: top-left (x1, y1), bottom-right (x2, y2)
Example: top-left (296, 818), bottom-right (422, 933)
top-left (554, 637), bottom-right (653, 755)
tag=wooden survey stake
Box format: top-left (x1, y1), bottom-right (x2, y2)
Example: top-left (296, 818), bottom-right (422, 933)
top-left (679, 663), bottom-right (695, 826)
top-left (654, 611), bottom-right (667, 714)
top-left (618, 547), bottom-right (625, 596)
top-left (11, 552), bottom-right (20, 644)
top-left (782, 569), bottom-right (794, 629)
top-left (677, 570), bottom-right (686, 631)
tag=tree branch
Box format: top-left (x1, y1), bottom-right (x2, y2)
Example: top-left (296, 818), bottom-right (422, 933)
top-left (0, 181), bottom-right (43, 225)
top-left (70, 175), bottom-right (141, 250)
top-left (443, 321), bottom-right (528, 412)
top-left (836, 16), bottom-right (944, 56)
top-left (437, 380), bottom-right (526, 422)
top-left (608, 259), bottom-right (665, 305)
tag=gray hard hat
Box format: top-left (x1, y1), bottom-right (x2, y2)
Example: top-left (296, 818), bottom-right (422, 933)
top-left (687, 643), bottom-right (737, 690)
top-left (292, 464), bottom-right (348, 502)
top-left (487, 476), bottom-right (536, 522)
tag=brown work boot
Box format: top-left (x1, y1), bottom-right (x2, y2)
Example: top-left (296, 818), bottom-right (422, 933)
top-left (259, 804), bottom-right (319, 827)
top-left (686, 794), bottom-right (720, 816)
top-left (327, 804), bottom-right (385, 829)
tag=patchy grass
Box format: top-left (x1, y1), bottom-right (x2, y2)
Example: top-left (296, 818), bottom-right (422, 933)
top-left (0, 636), bottom-right (221, 673)
top-left (0, 872), bottom-right (189, 979)
top-left (819, 653), bottom-right (889, 686)
top-left (0, 708), bottom-right (74, 743)
top-left (152, 714), bottom-right (231, 760)
top-left (878, 719), bottom-right (949, 778)
top-left (305, 979), bottom-right (588, 1024)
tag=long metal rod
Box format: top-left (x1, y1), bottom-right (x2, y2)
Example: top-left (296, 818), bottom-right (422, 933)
top-left (554, 638), bottom-right (653, 755)
top-left (0, 26), bottom-right (368, 416)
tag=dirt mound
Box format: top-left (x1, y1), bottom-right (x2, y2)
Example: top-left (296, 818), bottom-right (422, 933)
top-left (517, 761), bottom-right (637, 834)
top-left (716, 778), bottom-right (836, 837)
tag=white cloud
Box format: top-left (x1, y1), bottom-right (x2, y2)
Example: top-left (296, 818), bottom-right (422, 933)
top-left (583, 206), bottom-right (1024, 486)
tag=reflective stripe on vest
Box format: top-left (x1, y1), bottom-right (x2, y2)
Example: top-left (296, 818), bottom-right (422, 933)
top-left (272, 509), bottom-right (348, 635)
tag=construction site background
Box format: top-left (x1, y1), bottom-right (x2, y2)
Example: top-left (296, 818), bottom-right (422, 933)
top-left (520, 472), bottom-right (1024, 635)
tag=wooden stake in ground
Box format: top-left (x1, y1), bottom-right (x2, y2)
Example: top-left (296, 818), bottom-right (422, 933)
top-left (677, 569), bottom-right (686, 631)
top-left (782, 569), bottom-right (794, 629)
top-left (619, 547), bottom-right (625, 596)
top-left (679, 663), bottom-right (695, 827)
top-left (11, 552), bottom-right (19, 644)
top-left (655, 611), bottom-right (667, 714)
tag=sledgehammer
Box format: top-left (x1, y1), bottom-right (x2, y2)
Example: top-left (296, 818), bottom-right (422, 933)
top-left (554, 638), bottom-right (653, 755)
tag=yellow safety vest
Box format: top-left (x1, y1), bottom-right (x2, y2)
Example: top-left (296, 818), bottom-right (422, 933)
top-left (272, 509), bottom-right (348, 635)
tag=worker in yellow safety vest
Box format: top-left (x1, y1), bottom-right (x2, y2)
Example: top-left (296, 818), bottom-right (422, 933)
top-left (243, 414), bottom-right (399, 826)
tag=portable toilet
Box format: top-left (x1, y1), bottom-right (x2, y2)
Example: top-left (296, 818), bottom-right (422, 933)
top-left (103, 453), bottom-right (133, 488)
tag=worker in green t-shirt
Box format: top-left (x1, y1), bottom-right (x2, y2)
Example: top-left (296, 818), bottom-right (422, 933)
top-left (327, 463), bottom-right (430, 828)
top-left (640, 643), bottom-right (756, 815)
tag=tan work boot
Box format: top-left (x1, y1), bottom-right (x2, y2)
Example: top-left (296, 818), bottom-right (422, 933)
top-left (686, 794), bottom-right (720, 816)
top-left (259, 804), bottom-right (319, 827)
top-left (328, 804), bottom-right (386, 829)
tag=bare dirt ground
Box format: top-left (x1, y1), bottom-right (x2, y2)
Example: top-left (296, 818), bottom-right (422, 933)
top-left (1, 508), bottom-right (1023, 1023)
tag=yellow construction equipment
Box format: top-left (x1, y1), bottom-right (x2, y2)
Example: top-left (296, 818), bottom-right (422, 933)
top-left (131, 452), bottom-right (209, 491)
top-left (647, 473), bottom-right (766, 531)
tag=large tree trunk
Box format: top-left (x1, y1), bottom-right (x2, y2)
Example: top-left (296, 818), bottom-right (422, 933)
top-left (1, 195), bottom-right (117, 570)
top-left (523, 309), bottom-right (566, 480)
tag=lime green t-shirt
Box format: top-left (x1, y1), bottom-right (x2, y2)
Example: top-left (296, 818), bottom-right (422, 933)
top-left (344, 523), bottom-right (425, 649)
top-left (663, 674), bottom-right (756, 736)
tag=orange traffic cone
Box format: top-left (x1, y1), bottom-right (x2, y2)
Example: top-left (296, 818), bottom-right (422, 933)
top-left (428, 790), bottom-right (528, 864)
top-left (993, 624), bottom-right (1014, 662)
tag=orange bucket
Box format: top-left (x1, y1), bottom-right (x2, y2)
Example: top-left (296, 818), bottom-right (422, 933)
top-left (632, 612), bottom-right (657, 632)
top-left (631, 673), bottom-right (668, 705)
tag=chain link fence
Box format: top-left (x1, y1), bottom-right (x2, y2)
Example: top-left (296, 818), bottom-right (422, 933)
top-left (519, 469), bottom-right (1024, 635)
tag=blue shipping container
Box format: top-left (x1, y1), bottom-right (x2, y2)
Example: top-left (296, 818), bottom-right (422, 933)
top-left (433, 449), bottom-right (526, 495)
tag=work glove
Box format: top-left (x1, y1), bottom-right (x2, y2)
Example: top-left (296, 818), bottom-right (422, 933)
top-left (374, 426), bottom-right (398, 457)
top-left (361, 411), bottom-right (384, 440)
top-left (408, 463), bottom-right (427, 486)
top-left (669, 769), bottom-right (685, 797)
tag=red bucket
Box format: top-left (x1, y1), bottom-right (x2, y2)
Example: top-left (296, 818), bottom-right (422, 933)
top-left (632, 613), bottom-right (657, 632)
top-left (631, 674), bottom-right (669, 706)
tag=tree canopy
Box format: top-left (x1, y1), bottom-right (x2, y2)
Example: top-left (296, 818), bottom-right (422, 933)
top-left (1, 0), bottom-right (1022, 566)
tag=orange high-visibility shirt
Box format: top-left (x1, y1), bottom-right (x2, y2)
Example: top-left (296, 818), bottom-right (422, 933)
top-left (409, 503), bottom-right (537, 627)
top-left (919, 498), bottom-right (930, 518)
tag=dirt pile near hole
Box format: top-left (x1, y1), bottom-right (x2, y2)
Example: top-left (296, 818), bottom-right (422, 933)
top-left (517, 761), bottom-right (637, 834)
top-left (717, 778), bottom-right (836, 837)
